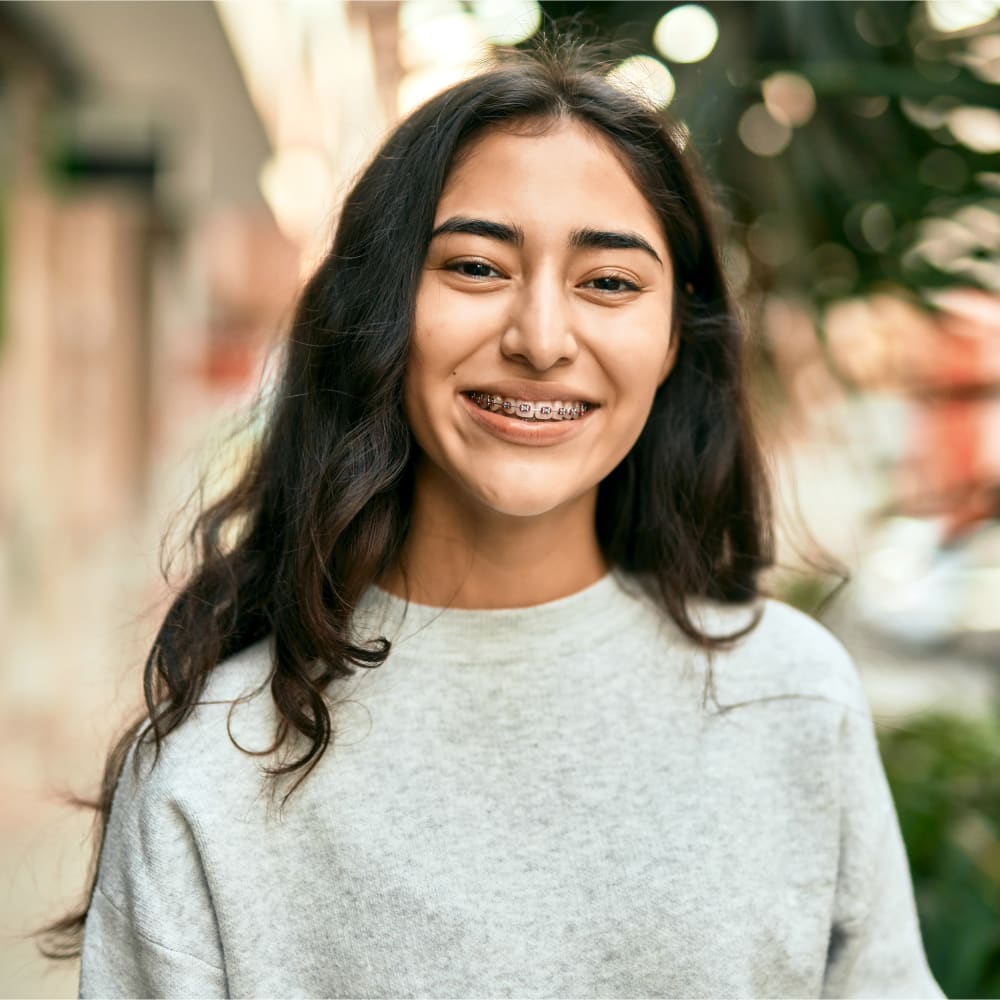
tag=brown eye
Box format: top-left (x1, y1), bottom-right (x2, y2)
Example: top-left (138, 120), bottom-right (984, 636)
top-left (447, 260), bottom-right (504, 279)
top-left (585, 274), bottom-right (640, 293)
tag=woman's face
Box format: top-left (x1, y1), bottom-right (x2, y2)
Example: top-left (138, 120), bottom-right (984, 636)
top-left (405, 118), bottom-right (678, 520)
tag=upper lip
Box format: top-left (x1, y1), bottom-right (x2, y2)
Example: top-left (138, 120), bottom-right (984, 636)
top-left (461, 380), bottom-right (599, 404)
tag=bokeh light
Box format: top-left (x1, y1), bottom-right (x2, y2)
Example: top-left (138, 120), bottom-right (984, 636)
top-left (606, 55), bottom-right (676, 109)
top-left (738, 103), bottom-right (792, 157)
top-left (399, 0), bottom-right (487, 70)
top-left (901, 95), bottom-right (960, 130)
top-left (861, 203), bottom-right (896, 252)
top-left (762, 72), bottom-right (816, 127)
top-left (948, 106), bottom-right (1000, 153)
top-left (397, 0), bottom-right (493, 116)
top-left (469, 0), bottom-right (542, 45)
top-left (653, 4), bottom-right (719, 64)
top-left (926, 0), bottom-right (1000, 33)
top-left (966, 33), bottom-right (1000, 83)
top-left (854, 95), bottom-right (890, 118)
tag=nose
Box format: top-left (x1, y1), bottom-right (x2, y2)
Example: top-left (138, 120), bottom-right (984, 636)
top-left (499, 270), bottom-right (580, 371)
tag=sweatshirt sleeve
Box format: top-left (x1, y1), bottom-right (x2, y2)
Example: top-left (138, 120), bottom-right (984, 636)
top-left (79, 741), bottom-right (228, 999)
top-left (821, 703), bottom-right (945, 999)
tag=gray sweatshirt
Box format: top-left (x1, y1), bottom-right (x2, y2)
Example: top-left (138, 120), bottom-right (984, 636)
top-left (79, 570), bottom-right (943, 998)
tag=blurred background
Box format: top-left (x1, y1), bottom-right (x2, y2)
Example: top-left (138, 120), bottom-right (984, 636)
top-left (0, 1), bottom-right (998, 995)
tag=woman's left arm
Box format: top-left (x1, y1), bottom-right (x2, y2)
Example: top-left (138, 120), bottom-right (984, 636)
top-left (821, 703), bottom-right (945, 999)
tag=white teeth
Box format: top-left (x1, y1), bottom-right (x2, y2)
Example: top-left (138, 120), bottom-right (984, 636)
top-left (467, 392), bottom-right (591, 421)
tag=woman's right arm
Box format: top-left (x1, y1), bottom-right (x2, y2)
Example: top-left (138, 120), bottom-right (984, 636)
top-left (79, 743), bottom-right (228, 999)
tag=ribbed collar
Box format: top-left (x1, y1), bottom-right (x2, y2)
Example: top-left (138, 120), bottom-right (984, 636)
top-left (351, 568), bottom-right (654, 664)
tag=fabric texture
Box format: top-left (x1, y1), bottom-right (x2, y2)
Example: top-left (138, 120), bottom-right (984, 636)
top-left (79, 570), bottom-right (944, 999)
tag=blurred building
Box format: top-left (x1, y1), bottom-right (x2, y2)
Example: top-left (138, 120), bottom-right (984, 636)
top-left (0, 1), bottom-right (403, 710)
top-left (0, 4), bottom-right (397, 995)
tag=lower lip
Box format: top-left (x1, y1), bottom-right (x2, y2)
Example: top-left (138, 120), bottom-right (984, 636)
top-left (460, 394), bottom-right (598, 446)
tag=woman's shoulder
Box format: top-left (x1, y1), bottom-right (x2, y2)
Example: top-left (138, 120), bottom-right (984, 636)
top-left (682, 593), bottom-right (868, 713)
top-left (117, 637), bottom-right (280, 809)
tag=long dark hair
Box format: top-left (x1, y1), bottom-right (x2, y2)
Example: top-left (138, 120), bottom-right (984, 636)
top-left (40, 38), bottom-right (773, 959)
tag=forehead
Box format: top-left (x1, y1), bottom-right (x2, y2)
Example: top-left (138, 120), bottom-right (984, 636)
top-left (436, 119), bottom-right (666, 243)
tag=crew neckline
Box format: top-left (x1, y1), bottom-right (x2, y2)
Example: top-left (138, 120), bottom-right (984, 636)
top-left (352, 568), bottom-right (653, 663)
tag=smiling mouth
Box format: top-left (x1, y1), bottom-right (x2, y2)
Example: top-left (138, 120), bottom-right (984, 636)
top-left (463, 391), bottom-right (597, 422)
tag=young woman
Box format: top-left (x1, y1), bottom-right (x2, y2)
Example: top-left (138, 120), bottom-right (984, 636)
top-left (53, 41), bottom-right (942, 998)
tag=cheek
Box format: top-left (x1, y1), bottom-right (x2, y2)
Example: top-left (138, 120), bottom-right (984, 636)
top-left (407, 282), bottom-right (509, 424)
top-left (603, 329), bottom-right (674, 408)
top-left (401, 337), bottom-right (439, 453)
top-left (640, 307), bottom-right (677, 390)
top-left (406, 293), bottom-right (454, 410)
top-left (401, 326), bottom-right (461, 458)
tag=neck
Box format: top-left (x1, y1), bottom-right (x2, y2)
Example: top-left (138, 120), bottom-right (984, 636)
top-left (380, 469), bottom-right (609, 610)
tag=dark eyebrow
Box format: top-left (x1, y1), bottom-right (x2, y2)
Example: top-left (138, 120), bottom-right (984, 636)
top-left (570, 227), bottom-right (663, 266)
top-left (429, 216), bottom-right (663, 267)
top-left (429, 216), bottom-right (524, 246)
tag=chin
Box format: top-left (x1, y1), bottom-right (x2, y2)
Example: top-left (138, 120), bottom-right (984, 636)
top-left (469, 478), bottom-right (588, 519)
top-left (480, 497), bottom-right (569, 519)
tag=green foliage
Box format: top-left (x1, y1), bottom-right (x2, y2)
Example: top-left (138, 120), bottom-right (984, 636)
top-left (878, 713), bottom-right (1000, 998)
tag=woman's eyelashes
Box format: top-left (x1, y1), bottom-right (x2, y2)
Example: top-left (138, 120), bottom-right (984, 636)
top-left (445, 259), bottom-right (505, 280)
top-left (443, 259), bottom-right (642, 294)
top-left (583, 273), bottom-right (641, 294)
